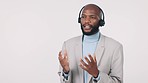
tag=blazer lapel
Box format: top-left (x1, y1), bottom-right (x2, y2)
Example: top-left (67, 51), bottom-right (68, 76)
top-left (88, 34), bottom-right (105, 83)
top-left (74, 36), bottom-right (84, 83)
top-left (95, 34), bottom-right (105, 66)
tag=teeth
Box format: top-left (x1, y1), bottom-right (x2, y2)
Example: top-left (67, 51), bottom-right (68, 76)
top-left (85, 26), bottom-right (90, 29)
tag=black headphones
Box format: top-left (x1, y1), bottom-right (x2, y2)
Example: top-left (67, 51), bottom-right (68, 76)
top-left (78, 5), bottom-right (105, 27)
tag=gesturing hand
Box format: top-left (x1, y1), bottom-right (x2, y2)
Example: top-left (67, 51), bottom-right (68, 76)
top-left (80, 54), bottom-right (99, 77)
top-left (58, 50), bottom-right (70, 73)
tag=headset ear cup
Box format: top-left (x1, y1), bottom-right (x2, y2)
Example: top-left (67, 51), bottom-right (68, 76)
top-left (99, 19), bottom-right (105, 27)
top-left (78, 18), bottom-right (81, 23)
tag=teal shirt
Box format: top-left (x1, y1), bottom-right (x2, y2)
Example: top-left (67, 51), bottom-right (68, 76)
top-left (83, 32), bottom-right (100, 83)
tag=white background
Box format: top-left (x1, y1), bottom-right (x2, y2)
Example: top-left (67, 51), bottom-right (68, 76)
top-left (0, 0), bottom-right (148, 83)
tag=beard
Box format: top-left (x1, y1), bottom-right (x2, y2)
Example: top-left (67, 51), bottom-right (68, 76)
top-left (81, 23), bottom-right (100, 36)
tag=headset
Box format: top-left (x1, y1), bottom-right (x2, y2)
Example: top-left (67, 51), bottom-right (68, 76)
top-left (78, 5), bottom-right (105, 27)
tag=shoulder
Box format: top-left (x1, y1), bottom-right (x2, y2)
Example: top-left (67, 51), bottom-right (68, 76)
top-left (65, 36), bottom-right (81, 43)
top-left (64, 36), bottom-right (82, 45)
top-left (101, 34), bottom-right (123, 48)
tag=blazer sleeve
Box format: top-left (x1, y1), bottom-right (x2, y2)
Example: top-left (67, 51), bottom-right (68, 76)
top-left (58, 42), bottom-right (72, 83)
top-left (95, 44), bottom-right (124, 83)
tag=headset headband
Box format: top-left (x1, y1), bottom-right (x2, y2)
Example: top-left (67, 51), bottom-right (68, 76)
top-left (78, 5), bottom-right (105, 27)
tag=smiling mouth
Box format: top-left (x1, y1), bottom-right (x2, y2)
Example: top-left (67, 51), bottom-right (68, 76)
top-left (83, 25), bottom-right (92, 30)
top-left (82, 26), bottom-right (92, 32)
top-left (85, 25), bottom-right (90, 29)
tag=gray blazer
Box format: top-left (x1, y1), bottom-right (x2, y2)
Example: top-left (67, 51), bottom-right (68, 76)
top-left (58, 34), bottom-right (123, 83)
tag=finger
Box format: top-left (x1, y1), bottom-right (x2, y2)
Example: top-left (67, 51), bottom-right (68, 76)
top-left (80, 58), bottom-right (88, 68)
top-left (64, 49), bottom-right (67, 56)
top-left (64, 50), bottom-right (68, 59)
top-left (58, 51), bottom-right (63, 60)
top-left (79, 63), bottom-right (87, 71)
top-left (84, 56), bottom-right (91, 65)
top-left (88, 54), bottom-right (94, 63)
top-left (93, 54), bottom-right (97, 63)
top-left (58, 52), bottom-right (64, 64)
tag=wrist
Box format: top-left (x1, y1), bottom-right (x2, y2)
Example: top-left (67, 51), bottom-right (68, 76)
top-left (93, 75), bottom-right (100, 82)
top-left (93, 70), bottom-right (99, 78)
top-left (63, 68), bottom-right (70, 74)
top-left (63, 70), bottom-right (69, 74)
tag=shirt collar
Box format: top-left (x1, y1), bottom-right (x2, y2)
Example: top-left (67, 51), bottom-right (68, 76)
top-left (83, 32), bottom-right (100, 43)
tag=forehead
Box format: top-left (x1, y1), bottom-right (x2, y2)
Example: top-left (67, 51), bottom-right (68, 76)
top-left (82, 6), bottom-right (100, 15)
top-left (82, 10), bottom-right (98, 16)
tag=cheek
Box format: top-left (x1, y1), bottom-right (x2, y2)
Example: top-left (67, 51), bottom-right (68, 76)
top-left (80, 20), bottom-right (85, 25)
top-left (93, 20), bottom-right (99, 25)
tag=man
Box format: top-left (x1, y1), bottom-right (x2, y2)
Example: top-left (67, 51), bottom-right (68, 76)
top-left (58, 4), bottom-right (123, 83)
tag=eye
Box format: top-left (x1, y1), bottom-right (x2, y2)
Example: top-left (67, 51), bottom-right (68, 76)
top-left (90, 16), bottom-right (96, 19)
top-left (81, 15), bottom-right (85, 18)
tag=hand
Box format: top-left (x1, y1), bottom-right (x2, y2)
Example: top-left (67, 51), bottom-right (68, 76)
top-left (80, 54), bottom-right (99, 77)
top-left (58, 50), bottom-right (70, 73)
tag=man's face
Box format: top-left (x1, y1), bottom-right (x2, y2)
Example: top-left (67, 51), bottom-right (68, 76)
top-left (80, 8), bottom-right (100, 33)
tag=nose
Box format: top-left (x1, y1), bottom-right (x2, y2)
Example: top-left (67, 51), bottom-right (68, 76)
top-left (84, 17), bottom-right (91, 24)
